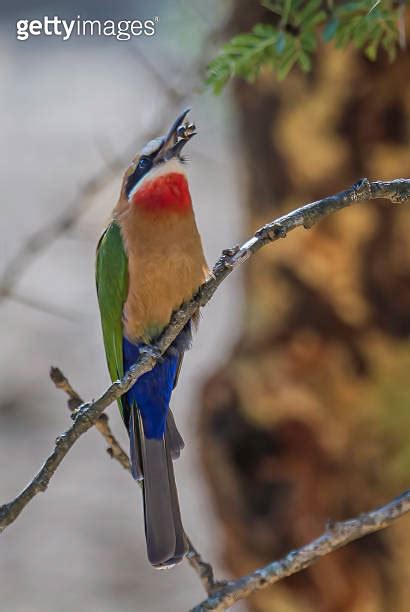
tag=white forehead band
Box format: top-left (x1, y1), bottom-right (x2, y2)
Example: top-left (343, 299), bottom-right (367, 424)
top-left (140, 137), bottom-right (164, 157)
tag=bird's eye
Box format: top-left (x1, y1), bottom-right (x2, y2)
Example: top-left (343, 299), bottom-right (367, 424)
top-left (138, 157), bottom-right (152, 171)
top-left (125, 156), bottom-right (154, 198)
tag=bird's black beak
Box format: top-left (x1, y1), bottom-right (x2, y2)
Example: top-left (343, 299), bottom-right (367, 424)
top-left (156, 108), bottom-right (196, 162)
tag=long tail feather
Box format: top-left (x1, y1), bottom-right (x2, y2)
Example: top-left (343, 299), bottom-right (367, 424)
top-left (164, 443), bottom-right (186, 560)
top-left (131, 409), bottom-right (187, 568)
top-left (129, 409), bottom-right (184, 479)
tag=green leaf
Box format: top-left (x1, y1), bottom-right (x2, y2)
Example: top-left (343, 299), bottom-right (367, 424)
top-left (277, 50), bottom-right (298, 80)
top-left (338, 2), bottom-right (366, 14)
top-left (298, 50), bottom-right (312, 72)
top-left (206, 24), bottom-right (279, 93)
top-left (276, 31), bottom-right (286, 53)
top-left (296, 0), bottom-right (322, 25)
top-left (206, 0), bottom-right (402, 92)
top-left (301, 10), bottom-right (327, 30)
top-left (382, 34), bottom-right (398, 62)
top-left (352, 20), bottom-right (372, 47)
top-left (282, 0), bottom-right (293, 24)
top-left (365, 43), bottom-right (377, 60)
top-left (300, 31), bottom-right (317, 52)
top-left (322, 17), bottom-right (340, 42)
top-left (334, 28), bottom-right (349, 48)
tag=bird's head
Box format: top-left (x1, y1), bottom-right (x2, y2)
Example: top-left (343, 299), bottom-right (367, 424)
top-left (121, 109), bottom-right (196, 215)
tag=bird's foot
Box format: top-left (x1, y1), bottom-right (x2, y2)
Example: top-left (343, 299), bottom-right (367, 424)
top-left (139, 343), bottom-right (164, 363)
top-left (70, 402), bottom-right (92, 422)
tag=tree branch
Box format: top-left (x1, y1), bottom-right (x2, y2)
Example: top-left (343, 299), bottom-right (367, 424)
top-left (0, 178), bottom-right (408, 533)
top-left (191, 490), bottom-right (410, 611)
top-left (185, 536), bottom-right (226, 595)
top-left (49, 367), bottom-right (131, 470)
top-left (0, 178), bottom-right (409, 605)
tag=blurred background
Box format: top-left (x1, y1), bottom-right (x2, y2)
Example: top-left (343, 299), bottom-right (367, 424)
top-left (0, 1), bottom-right (243, 610)
top-left (0, 1), bottom-right (409, 612)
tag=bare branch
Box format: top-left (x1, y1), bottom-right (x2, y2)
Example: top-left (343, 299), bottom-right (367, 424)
top-left (49, 366), bottom-right (130, 470)
top-left (185, 535), bottom-right (226, 595)
top-left (0, 178), bottom-right (408, 534)
top-left (49, 367), bottom-right (83, 410)
top-left (191, 490), bottom-right (410, 611)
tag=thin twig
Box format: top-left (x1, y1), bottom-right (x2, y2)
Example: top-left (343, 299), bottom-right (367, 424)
top-left (49, 367), bottom-right (83, 410)
top-left (185, 536), bottom-right (226, 595)
top-left (0, 178), bottom-right (408, 534)
top-left (191, 490), bottom-right (410, 612)
top-left (49, 367), bottom-right (130, 470)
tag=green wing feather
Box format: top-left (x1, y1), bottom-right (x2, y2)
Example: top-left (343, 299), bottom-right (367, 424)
top-left (96, 221), bottom-right (128, 419)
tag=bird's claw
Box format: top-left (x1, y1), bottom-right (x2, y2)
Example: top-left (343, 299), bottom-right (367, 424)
top-left (70, 402), bottom-right (91, 421)
top-left (139, 344), bottom-right (164, 363)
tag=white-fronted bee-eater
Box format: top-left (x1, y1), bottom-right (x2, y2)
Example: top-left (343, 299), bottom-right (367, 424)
top-left (96, 110), bottom-right (209, 568)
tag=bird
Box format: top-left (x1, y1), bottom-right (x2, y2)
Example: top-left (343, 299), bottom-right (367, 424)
top-left (96, 109), bottom-right (209, 568)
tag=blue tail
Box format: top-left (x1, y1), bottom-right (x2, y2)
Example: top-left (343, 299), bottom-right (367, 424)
top-left (122, 326), bottom-right (191, 567)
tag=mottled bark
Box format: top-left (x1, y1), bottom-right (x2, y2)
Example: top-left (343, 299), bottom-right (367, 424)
top-left (200, 3), bottom-right (410, 611)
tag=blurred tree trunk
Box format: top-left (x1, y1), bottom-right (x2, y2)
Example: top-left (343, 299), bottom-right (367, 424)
top-left (200, 4), bottom-right (410, 611)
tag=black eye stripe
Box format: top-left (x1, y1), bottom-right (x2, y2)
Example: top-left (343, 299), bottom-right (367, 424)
top-left (125, 155), bottom-right (154, 197)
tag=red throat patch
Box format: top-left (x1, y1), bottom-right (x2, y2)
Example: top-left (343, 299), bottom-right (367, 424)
top-left (132, 172), bottom-right (192, 214)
